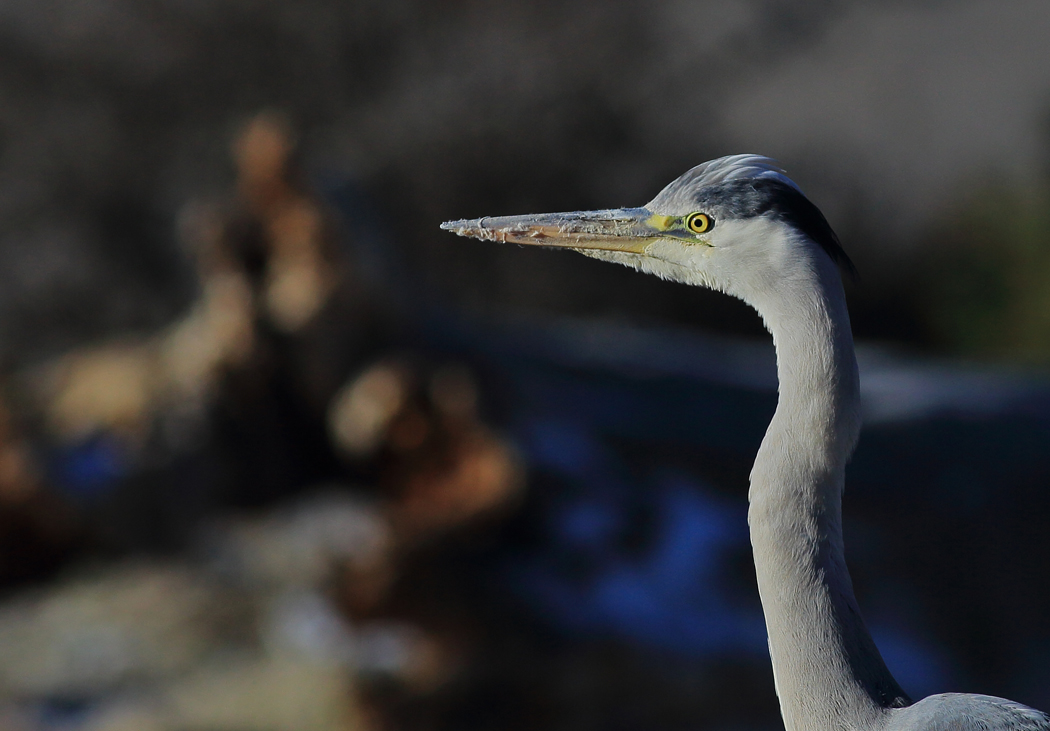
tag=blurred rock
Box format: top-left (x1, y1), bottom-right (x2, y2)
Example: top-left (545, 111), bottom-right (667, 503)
top-left (329, 360), bottom-right (525, 544)
top-left (26, 231), bottom-right (255, 449)
top-left (233, 113), bottom-right (338, 335)
top-left (0, 564), bottom-right (235, 698)
top-left (351, 621), bottom-right (448, 692)
top-left (7, 111), bottom-right (388, 559)
top-left (0, 490), bottom-right (469, 731)
top-left (329, 362), bottom-right (409, 459)
top-left (206, 491), bottom-right (391, 591)
top-left (162, 654), bottom-right (359, 731)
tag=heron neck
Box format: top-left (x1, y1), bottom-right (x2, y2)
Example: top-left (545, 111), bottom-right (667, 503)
top-left (746, 257), bottom-right (908, 731)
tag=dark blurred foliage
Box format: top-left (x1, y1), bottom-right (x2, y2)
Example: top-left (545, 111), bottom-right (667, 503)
top-left (0, 0), bottom-right (965, 367)
top-left (2, 0), bottom-right (1048, 366)
top-left (918, 184), bottom-right (1050, 361)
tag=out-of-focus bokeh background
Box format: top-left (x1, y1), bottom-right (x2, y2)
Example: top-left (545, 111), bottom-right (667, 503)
top-left (1, 1), bottom-right (1050, 729)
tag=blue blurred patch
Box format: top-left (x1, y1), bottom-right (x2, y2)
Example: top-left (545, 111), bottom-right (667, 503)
top-left (511, 416), bottom-right (768, 657)
top-left (48, 434), bottom-right (129, 501)
top-left (871, 626), bottom-right (952, 700)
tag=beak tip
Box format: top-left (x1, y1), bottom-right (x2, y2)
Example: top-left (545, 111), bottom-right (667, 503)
top-left (440, 218), bottom-right (504, 242)
top-left (440, 219), bottom-right (478, 237)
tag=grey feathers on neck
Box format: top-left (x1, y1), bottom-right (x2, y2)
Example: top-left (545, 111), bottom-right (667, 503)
top-left (735, 179), bottom-right (857, 282)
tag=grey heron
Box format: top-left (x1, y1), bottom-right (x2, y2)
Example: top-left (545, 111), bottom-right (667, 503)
top-left (441, 155), bottom-right (1050, 730)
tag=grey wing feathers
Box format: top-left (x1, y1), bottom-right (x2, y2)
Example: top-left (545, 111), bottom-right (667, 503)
top-left (887, 693), bottom-right (1050, 730)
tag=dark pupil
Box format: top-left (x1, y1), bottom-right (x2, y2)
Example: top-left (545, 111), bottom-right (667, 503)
top-left (693, 216), bottom-right (705, 230)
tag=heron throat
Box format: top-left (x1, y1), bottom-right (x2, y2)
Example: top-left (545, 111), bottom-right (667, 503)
top-left (745, 241), bottom-right (908, 731)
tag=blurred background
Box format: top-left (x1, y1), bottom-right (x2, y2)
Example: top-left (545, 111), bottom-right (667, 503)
top-left (0, 1), bottom-right (1049, 729)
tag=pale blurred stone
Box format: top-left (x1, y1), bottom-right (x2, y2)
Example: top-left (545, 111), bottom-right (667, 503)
top-left (211, 491), bottom-right (391, 590)
top-left (41, 343), bottom-right (157, 441)
top-left (328, 364), bottom-right (409, 458)
top-left (162, 655), bottom-right (359, 731)
top-left (0, 564), bottom-right (231, 697)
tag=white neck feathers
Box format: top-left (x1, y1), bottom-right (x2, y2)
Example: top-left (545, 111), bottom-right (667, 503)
top-left (744, 233), bottom-right (907, 731)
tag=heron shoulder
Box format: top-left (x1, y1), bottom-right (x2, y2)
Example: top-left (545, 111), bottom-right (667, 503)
top-left (886, 693), bottom-right (1050, 731)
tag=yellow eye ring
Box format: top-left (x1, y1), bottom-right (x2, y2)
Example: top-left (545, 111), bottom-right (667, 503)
top-left (686, 212), bottom-right (713, 234)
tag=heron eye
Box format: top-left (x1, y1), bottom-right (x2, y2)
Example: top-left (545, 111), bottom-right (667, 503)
top-left (686, 212), bottom-right (713, 234)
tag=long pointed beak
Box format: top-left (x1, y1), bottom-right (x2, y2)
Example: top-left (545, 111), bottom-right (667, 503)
top-left (440, 208), bottom-right (662, 254)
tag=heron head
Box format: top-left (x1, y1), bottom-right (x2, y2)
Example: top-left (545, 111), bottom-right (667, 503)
top-left (441, 155), bottom-right (854, 305)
